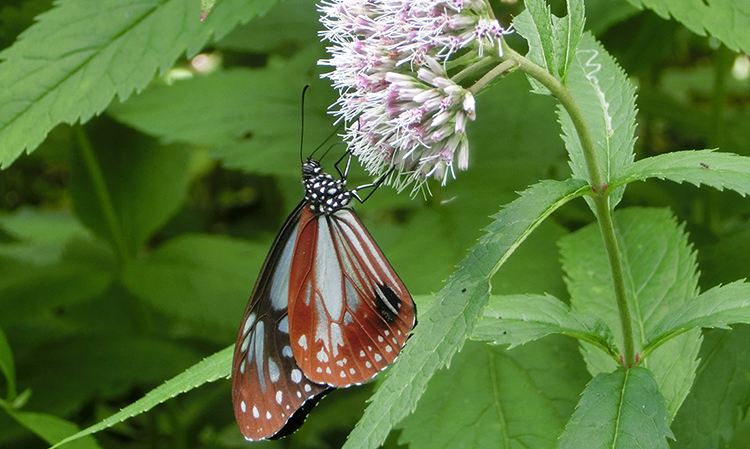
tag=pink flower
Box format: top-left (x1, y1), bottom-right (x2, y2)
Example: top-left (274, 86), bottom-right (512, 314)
top-left (319, 0), bottom-right (506, 192)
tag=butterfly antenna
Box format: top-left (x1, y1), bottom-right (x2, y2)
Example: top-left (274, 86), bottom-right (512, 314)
top-left (299, 85), bottom-right (310, 164)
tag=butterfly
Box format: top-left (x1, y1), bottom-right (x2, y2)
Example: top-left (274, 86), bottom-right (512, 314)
top-left (231, 156), bottom-right (417, 441)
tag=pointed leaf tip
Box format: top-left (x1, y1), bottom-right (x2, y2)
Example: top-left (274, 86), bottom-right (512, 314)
top-left (201, 0), bottom-right (217, 21)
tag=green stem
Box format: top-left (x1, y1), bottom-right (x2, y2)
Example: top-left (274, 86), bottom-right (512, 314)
top-left (74, 125), bottom-right (130, 264)
top-left (453, 56), bottom-right (496, 84)
top-left (500, 44), bottom-right (636, 367)
top-left (468, 59), bottom-right (517, 95)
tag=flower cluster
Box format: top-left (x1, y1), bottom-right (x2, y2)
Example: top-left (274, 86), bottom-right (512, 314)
top-left (318, 0), bottom-right (506, 193)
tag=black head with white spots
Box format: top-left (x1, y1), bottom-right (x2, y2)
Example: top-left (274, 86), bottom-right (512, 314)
top-left (302, 158), bottom-right (353, 215)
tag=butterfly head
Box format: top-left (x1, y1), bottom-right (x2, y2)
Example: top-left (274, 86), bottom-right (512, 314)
top-left (302, 158), bottom-right (352, 215)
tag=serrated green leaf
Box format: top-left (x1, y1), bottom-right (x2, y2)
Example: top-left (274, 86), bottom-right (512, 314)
top-left (646, 281), bottom-right (750, 350)
top-left (200, 0), bottom-right (217, 21)
top-left (558, 33), bottom-right (637, 209)
top-left (69, 132), bottom-right (191, 257)
top-left (671, 326), bottom-right (750, 449)
top-left (560, 208), bottom-right (701, 417)
top-left (558, 367), bottom-right (673, 448)
top-left (0, 0), bottom-right (277, 168)
top-left (342, 178), bottom-right (589, 449)
top-left (121, 234), bottom-right (266, 336)
top-left (512, 10), bottom-right (553, 95)
top-left (519, 0), bottom-right (556, 78)
top-left (50, 345), bottom-right (232, 449)
top-left (108, 51), bottom-right (336, 176)
top-left (552, 0), bottom-right (585, 82)
top-left (0, 325), bottom-right (15, 400)
top-left (471, 294), bottom-right (614, 352)
top-left (613, 150), bottom-right (750, 196)
top-left (0, 399), bottom-right (102, 449)
top-left (399, 338), bottom-right (584, 449)
top-left (624, 0), bottom-right (750, 54)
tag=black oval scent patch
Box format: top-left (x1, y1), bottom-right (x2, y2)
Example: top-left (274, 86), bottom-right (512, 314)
top-left (374, 284), bottom-right (401, 324)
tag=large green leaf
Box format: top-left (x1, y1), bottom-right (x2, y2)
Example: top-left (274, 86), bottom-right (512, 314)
top-left (107, 51), bottom-right (336, 177)
top-left (21, 335), bottom-right (201, 416)
top-left (69, 130), bottom-right (191, 258)
top-left (0, 0), bottom-right (277, 168)
top-left (342, 178), bottom-right (589, 449)
top-left (558, 33), bottom-right (637, 209)
top-left (51, 345), bottom-right (232, 449)
top-left (560, 207), bottom-right (701, 417)
top-left (121, 234), bottom-right (267, 337)
top-left (472, 294), bottom-right (613, 353)
top-left (558, 367), bottom-right (673, 448)
top-left (624, 0), bottom-right (750, 54)
top-left (399, 337), bottom-right (588, 449)
top-left (671, 326), bottom-right (750, 449)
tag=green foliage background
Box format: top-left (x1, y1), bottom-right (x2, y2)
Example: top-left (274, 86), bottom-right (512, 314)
top-left (1, 0), bottom-right (750, 448)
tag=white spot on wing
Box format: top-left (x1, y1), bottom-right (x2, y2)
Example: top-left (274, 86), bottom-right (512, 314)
top-left (283, 345), bottom-right (293, 358)
top-left (276, 391), bottom-right (283, 404)
top-left (317, 348), bottom-right (329, 363)
top-left (304, 384), bottom-right (312, 393)
top-left (266, 411), bottom-right (272, 420)
top-left (278, 316), bottom-right (289, 334)
top-left (298, 334), bottom-right (308, 350)
top-left (253, 406), bottom-right (259, 419)
top-left (291, 369), bottom-right (302, 384)
top-left (374, 354), bottom-right (382, 362)
top-left (268, 358), bottom-right (280, 383)
top-left (386, 345), bottom-right (393, 353)
top-left (241, 401), bottom-right (246, 412)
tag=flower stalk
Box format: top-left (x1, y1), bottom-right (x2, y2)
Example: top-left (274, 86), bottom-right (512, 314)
top-left (502, 45), bottom-right (636, 368)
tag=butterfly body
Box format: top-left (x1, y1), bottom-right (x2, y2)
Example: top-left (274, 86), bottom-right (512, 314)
top-left (232, 158), bottom-right (416, 441)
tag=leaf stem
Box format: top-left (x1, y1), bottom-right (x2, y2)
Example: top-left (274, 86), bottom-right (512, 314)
top-left (74, 125), bottom-right (130, 264)
top-left (502, 44), bottom-right (636, 367)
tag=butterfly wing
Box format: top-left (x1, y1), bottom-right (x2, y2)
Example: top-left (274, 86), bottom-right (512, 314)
top-left (288, 206), bottom-right (416, 386)
top-left (232, 203), bottom-right (330, 441)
